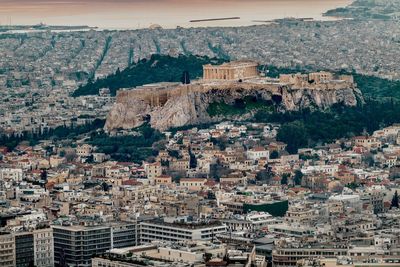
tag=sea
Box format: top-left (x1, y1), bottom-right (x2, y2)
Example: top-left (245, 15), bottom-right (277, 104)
top-left (0, 0), bottom-right (352, 29)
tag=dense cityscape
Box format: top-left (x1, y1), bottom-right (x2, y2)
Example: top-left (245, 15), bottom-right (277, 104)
top-left (2, 19), bottom-right (400, 135)
top-left (1, 0), bottom-right (400, 267)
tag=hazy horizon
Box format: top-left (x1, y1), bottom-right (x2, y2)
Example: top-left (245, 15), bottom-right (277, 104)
top-left (0, 0), bottom-right (352, 29)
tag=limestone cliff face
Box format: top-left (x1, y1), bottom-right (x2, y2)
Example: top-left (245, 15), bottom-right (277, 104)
top-left (105, 81), bottom-right (363, 131)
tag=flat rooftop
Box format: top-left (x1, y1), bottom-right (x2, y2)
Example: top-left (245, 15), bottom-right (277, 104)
top-left (143, 219), bottom-right (225, 230)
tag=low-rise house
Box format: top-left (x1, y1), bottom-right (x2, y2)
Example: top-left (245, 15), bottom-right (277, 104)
top-left (180, 178), bottom-right (207, 190)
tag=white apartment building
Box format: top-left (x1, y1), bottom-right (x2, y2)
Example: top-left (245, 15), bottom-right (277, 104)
top-left (301, 164), bottom-right (339, 176)
top-left (247, 147), bottom-right (269, 161)
top-left (0, 168), bottom-right (23, 182)
top-left (222, 211), bottom-right (279, 232)
top-left (140, 219), bottom-right (227, 244)
top-left (33, 228), bottom-right (54, 267)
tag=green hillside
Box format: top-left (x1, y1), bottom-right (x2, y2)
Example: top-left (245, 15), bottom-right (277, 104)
top-left (72, 54), bottom-right (226, 97)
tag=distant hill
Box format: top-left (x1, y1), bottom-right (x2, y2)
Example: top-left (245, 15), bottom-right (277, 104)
top-left (324, 0), bottom-right (400, 20)
top-left (72, 54), bottom-right (226, 97)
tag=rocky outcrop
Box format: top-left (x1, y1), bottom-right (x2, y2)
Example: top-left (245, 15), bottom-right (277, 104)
top-left (105, 81), bottom-right (363, 131)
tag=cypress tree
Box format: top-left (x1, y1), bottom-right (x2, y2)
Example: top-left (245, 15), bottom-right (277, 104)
top-left (391, 190), bottom-right (399, 208)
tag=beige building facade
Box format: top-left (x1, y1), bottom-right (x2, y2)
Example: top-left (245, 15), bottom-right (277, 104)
top-left (144, 162), bottom-right (162, 183)
top-left (0, 233), bottom-right (15, 267)
top-left (33, 228), bottom-right (54, 267)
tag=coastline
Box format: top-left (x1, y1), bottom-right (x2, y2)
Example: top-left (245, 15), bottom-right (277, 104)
top-left (0, 0), bottom-right (353, 30)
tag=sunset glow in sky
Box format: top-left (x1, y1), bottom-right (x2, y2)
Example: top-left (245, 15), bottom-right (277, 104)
top-left (0, 0), bottom-right (352, 28)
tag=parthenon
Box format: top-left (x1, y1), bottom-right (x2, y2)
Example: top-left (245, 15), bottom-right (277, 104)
top-left (203, 61), bottom-right (259, 81)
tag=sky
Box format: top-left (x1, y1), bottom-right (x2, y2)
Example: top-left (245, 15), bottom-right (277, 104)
top-left (0, 0), bottom-right (352, 29)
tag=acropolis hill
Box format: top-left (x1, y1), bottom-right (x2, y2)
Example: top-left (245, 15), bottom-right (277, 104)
top-left (105, 61), bottom-right (363, 131)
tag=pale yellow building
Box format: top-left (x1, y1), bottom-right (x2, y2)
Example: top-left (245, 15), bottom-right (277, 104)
top-left (170, 158), bottom-right (190, 172)
top-left (354, 136), bottom-right (381, 150)
top-left (49, 155), bottom-right (66, 168)
top-left (144, 162), bottom-right (162, 183)
top-left (155, 175), bottom-right (172, 185)
top-left (179, 178), bottom-right (207, 190)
